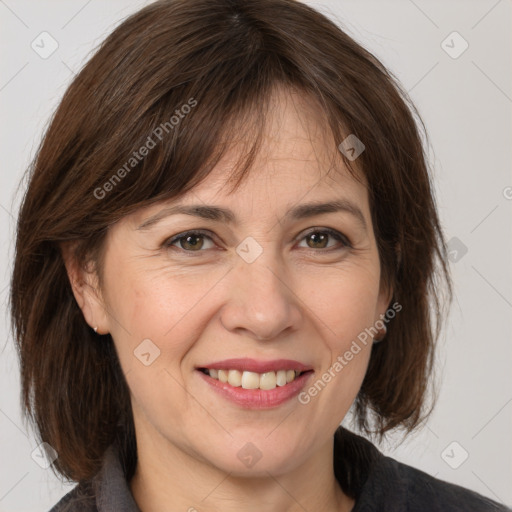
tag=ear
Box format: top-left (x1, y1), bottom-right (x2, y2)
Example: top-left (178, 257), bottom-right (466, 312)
top-left (376, 243), bottom-right (400, 318)
top-left (60, 241), bottom-right (109, 334)
top-left (376, 277), bottom-right (394, 319)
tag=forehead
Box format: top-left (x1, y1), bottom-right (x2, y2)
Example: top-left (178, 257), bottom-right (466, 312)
top-left (186, 89), bottom-right (364, 200)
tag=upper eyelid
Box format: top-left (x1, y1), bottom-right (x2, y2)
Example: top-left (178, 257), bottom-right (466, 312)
top-left (167, 229), bottom-right (217, 244)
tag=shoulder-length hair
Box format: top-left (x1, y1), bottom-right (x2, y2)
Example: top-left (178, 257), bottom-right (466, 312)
top-left (10, 0), bottom-right (451, 483)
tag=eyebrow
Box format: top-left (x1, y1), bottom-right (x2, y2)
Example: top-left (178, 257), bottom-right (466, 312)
top-left (136, 199), bottom-right (367, 232)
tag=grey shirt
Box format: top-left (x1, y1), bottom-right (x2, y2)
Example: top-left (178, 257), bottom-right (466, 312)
top-left (49, 427), bottom-right (511, 511)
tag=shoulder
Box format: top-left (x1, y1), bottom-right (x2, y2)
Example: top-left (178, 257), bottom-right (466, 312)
top-left (47, 481), bottom-right (96, 512)
top-left (360, 453), bottom-right (511, 512)
top-left (333, 427), bottom-right (511, 512)
top-left (397, 456), bottom-right (510, 511)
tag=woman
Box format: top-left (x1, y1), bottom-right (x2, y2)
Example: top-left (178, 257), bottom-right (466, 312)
top-left (9, 0), bottom-right (510, 510)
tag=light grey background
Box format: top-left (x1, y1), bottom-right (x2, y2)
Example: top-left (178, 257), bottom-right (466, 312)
top-left (1, 0), bottom-right (511, 510)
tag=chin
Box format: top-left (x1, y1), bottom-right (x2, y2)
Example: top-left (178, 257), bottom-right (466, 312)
top-left (193, 432), bottom-right (308, 477)
top-left (211, 451), bottom-right (299, 478)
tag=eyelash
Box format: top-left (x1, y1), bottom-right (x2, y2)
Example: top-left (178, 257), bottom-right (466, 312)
top-left (163, 228), bottom-right (351, 255)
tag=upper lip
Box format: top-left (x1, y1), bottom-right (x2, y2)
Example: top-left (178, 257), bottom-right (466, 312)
top-left (197, 358), bottom-right (313, 373)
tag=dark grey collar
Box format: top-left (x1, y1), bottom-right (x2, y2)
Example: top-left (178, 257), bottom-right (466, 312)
top-left (92, 446), bottom-right (141, 512)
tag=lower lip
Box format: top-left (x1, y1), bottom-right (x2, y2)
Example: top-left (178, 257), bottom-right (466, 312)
top-left (197, 370), bottom-right (314, 409)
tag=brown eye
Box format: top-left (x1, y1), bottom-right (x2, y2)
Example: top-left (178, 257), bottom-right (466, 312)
top-left (179, 234), bottom-right (205, 251)
top-left (165, 231), bottom-right (215, 252)
top-left (298, 229), bottom-right (349, 250)
top-left (306, 232), bottom-right (329, 249)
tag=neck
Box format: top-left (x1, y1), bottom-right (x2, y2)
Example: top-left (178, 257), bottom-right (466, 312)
top-left (129, 428), bottom-right (354, 512)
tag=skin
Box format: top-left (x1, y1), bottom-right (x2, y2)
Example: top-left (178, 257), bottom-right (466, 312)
top-left (64, 87), bottom-right (392, 512)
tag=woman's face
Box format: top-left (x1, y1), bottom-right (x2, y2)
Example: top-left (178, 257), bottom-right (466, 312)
top-left (81, 89), bottom-right (391, 477)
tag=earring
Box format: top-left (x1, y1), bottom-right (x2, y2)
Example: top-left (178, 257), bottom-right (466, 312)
top-left (373, 324), bottom-right (387, 343)
top-left (93, 326), bottom-right (98, 333)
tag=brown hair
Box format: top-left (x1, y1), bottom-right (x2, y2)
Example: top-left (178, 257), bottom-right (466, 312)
top-left (10, 0), bottom-right (452, 484)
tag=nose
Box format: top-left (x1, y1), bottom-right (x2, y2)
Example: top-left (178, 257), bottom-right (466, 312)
top-left (219, 250), bottom-right (303, 341)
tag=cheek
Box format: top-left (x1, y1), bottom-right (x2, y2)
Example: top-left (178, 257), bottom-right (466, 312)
top-left (109, 275), bottom-right (207, 434)
top-left (299, 261), bottom-right (382, 341)
top-left (106, 261), bottom-right (213, 342)
top-left (105, 264), bottom-right (226, 412)
top-left (296, 264), bottom-right (379, 399)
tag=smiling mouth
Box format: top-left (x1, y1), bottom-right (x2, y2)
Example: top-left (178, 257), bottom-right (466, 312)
top-left (197, 368), bottom-right (313, 390)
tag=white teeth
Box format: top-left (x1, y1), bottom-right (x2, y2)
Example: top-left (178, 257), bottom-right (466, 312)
top-left (241, 371), bottom-right (260, 389)
top-left (205, 368), bottom-right (304, 389)
top-left (228, 369), bottom-right (242, 387)
top-left (276, 370), bottom-right (288, 386)
top-left (259, 372), bottom-right (277, 390)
